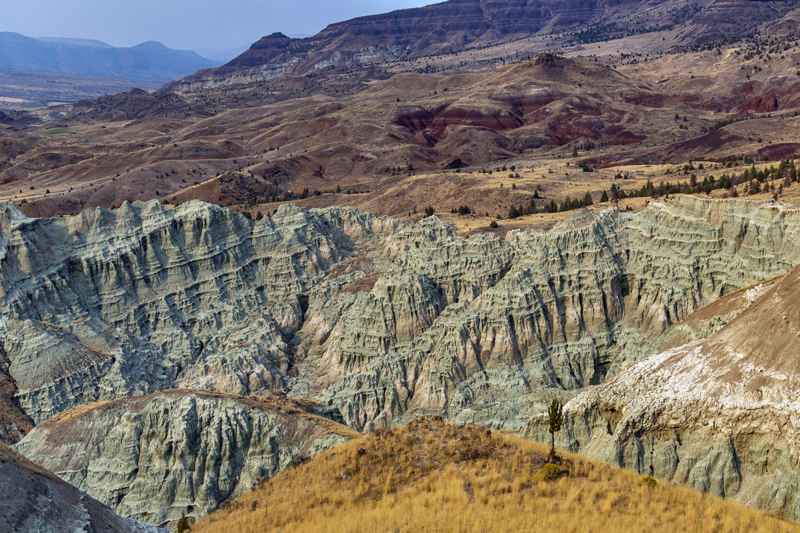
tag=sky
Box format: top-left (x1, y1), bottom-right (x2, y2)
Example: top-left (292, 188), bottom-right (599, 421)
top-left (3, 0), bottom-right (431, 56)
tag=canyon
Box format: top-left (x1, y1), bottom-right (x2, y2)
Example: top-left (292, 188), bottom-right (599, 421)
top-left (4, 194), bottom-right (800, 524)
top-left (6, 0), bottom-right (800, 530)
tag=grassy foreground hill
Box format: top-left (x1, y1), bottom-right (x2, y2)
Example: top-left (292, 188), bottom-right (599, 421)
top-left (191, 419), bottom-right (797, 533)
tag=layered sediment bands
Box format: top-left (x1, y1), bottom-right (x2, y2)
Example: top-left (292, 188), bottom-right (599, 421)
top-left (15, 391), bottom-right (355, 527)
top-left (3, 197), bottom-right (800, 440)
top-left (556, 265), bottom-right (800, 520)
top-left (0, 201), bottom-right (384, 431)
top-left (0, 443), bottom-right (164, 533)
top-left (176, 0), bottom-right (592, 91)
top-left (622, 196), bottom-right (800, 329)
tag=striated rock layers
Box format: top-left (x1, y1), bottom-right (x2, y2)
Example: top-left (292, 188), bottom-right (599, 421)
top-left (0, 443), bottom-right (164, 533)
top-left (174, 0), bottom-right (625, 92)
top-left (172, 0), bottom-right (800, 96)
top-left (6, 196), bottom-right (800, 521)
top-left (3, 196), bottom-right (800, 439)
top-left (15, 391), bottom-right (356, 526)
top-left (556, 264), bottom-right (800, 521)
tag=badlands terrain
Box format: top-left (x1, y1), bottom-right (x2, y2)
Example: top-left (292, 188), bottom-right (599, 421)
top-left (5, 0), bottom-right (800, 530)
top-left (4, 195), bottom-right (800, 528)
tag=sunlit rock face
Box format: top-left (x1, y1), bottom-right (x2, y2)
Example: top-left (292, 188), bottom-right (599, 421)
top-left (3, 196), bottom-right (800, 438)
top-left (15, 391), bottom-right (354, 526)
top-left (7, 196), bottom-right (800, 522)
top-left (556, 264), bottom-right (800, 520)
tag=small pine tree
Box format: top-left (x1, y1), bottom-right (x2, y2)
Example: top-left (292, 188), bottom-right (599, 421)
top-left (600, 190), bottom-right (609, 203)
top-left (548, 398), bottom-right (563, 462)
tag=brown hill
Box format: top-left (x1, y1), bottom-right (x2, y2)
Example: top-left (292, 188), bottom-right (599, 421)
top-left (6, 4), bottom-right (800, 222)
top-left (176, 0), bottom-right (800, 97)
top-left (10, 49), bottom-right (800, 221)
top-left (191, 418), bottom-right (798, 533)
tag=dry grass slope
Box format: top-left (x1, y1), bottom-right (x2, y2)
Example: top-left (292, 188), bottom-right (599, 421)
top-left (191, 419), bottom-right (799, 533)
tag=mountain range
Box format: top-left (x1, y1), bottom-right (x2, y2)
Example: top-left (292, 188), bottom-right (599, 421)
top-left (174, 0), bottom-right (800, 96)
top-left (0, 32), bottom-right (216, 82)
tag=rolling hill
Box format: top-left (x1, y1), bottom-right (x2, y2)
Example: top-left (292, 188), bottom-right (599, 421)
top-left (191, 418), bottom-right (799, 533)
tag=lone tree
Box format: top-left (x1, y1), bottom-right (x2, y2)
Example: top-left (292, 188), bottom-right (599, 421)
top-left (547, 398), bottom-right (564, 462)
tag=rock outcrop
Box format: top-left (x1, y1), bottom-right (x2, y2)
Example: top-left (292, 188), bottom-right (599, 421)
top-left (15, 391), bottom-right (355, 527)
top-left (554, 264), bottom-right (800, 520)
top-left (0, 443), bottom-right (163, 533)
top-left (3, 196), bottom-right (800, 438)
top-left (6, 196), bottom-right (800, 522)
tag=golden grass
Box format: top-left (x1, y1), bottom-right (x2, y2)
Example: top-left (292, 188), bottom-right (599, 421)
top-left (46, 399), bottom-right (112, 425)
top-left (191, 419), bottom-right (799, 533)
top-left (41, 390), bottom-right (359, 439)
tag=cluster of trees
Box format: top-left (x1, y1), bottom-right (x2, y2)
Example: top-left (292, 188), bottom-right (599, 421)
top-left (384, 164), bottom-right (416, 176)
top-left (502, 160), bottom-right (799, 220)
top-left (617, 160), bottom-right (798, 201)
top-left (430, 160), bottom-right (799, 224)
top-left (450, 205), bottom-right (473, 215)
top-left (737, 31), bottom-right (800, 64)
top-left (508, 191), bottom-right (595, 219)
top-left (478, 165), bottom-right (518, 175)
top-left (262, 188), bottom-right (321, 204)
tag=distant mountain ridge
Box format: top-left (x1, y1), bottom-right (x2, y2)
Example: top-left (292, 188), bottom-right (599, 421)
top-left (172, 0), bottom-right (800, 96)
top-left (0, 32), bottom-right (217, 82)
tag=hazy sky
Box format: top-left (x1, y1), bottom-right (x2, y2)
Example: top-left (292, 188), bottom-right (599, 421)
top-left (3, 0), bottom-right (431, 53)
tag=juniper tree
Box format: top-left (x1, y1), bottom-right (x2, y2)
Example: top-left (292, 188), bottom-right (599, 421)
top-left (548, 398), bottom-right (563, 462)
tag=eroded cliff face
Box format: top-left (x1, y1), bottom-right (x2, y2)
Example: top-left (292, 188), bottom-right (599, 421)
top-left (3, 196), bottom-right (800, 439)
top-left (534, 265), bottom-right (800, 521)
top-left (6, 196), bottom-right (800, 523)
top-left (15, 391), bottom-right (355, 527)
top-left (0, 201), bottom-right (388, 429)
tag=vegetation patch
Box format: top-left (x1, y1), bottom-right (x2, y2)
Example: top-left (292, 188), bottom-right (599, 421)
top-left (191, 419), bottom-right (796, 533)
